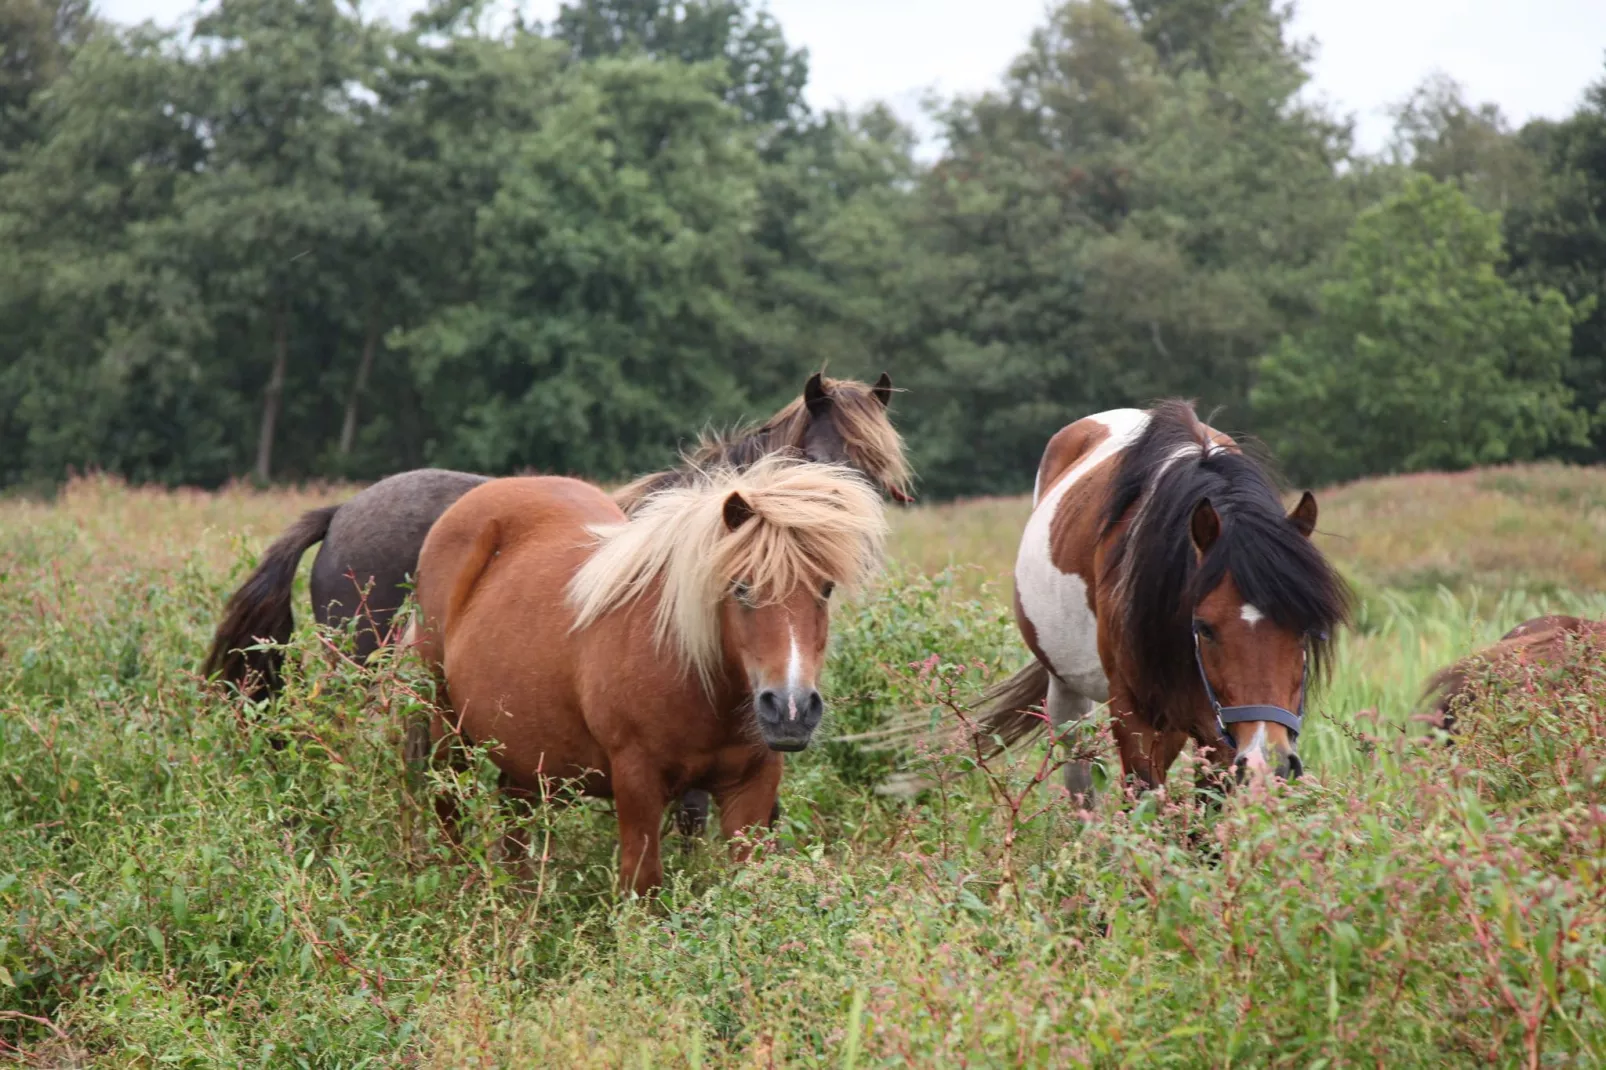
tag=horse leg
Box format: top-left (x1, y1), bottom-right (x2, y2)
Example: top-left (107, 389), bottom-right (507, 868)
top-left (674, 789), bottom-right (712, 839)
top-left (1047, 677), bottom-right (1097, 805)
top-left (610, 755), bottom-right (669, 895)
top-left (1110, 707), bottom-right (1189, 794)
top-left (715, 755), bottom-right (784, 863)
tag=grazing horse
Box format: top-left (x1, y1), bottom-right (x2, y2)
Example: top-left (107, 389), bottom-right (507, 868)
top-left (408, 457), bottom-right (886, 894)
top-left (1424, 615), bottom-right (1606, 732)
top-left (976, 400), bottom-right (1350, 796)
top-left (202, 372), bottom-right (907, 700)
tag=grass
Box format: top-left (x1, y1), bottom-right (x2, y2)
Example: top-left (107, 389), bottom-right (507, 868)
top-left (3, 466), bottom-right (1606, 1066)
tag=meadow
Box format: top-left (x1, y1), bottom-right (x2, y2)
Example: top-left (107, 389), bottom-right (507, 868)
top-left (3, 465), bottom-right (1606, 1066)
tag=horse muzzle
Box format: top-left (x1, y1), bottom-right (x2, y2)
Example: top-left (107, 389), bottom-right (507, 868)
top-left (1231, 730), bottom-right (1303, 782)
top-left (754, 686), bottom-right (824, 752)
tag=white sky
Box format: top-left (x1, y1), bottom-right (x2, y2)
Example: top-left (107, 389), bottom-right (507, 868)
top-left (96, 0), bottom-right (1606, 154)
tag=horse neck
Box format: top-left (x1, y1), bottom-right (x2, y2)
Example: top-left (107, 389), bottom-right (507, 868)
top-left (714, 422), bottom-right (790, 469)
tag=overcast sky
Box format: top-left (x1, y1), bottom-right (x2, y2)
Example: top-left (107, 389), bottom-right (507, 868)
top-left (95, 0), bottom-right (1606, 154)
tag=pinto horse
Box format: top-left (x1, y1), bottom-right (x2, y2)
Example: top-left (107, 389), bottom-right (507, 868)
top-left (977, 401), bottom-right (1350, 796)
top-left (408, 457), bottom-right (886, 893)
top-left (202, 372), bottom-right (906, 699)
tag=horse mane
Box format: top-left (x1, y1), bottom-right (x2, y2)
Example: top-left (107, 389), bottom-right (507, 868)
top-left (612, 377), bottom-right (911, 511)
top-left (568, 455), bottom-right (888, 691)
top-left (1100, 400), bottom-right (1352, 733)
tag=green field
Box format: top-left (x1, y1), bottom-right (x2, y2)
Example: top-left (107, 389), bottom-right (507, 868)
top-left (3, 468), bottom-right (1606, 1066)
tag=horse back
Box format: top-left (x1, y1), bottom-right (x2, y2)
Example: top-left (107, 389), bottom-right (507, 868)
top-left (413, 477), bottom-right (620, 670)
top-left (1013, 410), bottom-right (1149, 695)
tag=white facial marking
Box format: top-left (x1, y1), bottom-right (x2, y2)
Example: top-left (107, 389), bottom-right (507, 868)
top-left (786, 625), bottom-right (801, 720)
top-left (1015, 409), bottom-right (1149, 699)
top-left (1239, 722), bottom-right (1271, 775)
top-left (1240, 604), bottom-right (1265, 626)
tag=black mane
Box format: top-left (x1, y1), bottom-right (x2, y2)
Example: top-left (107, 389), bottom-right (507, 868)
top-left (1099, 400), bottom-right (1351, 734)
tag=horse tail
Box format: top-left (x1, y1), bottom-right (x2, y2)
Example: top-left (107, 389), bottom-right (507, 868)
top-left (973, 660), bottom-right (1052, 754)
top-left (445, 517), bottom-right (502, 638)
top-left (203, 504), bottom-right (340, 699)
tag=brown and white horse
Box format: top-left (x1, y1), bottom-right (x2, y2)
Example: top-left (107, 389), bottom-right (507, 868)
top-left (409, 457), bottom-right (886, 894)
top-left (978, 400), bottom-right (1350, 796)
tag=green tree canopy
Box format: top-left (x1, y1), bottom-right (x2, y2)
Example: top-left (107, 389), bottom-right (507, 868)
top-left (1253, 174), bottom-right (1588, 485)
top-left (1506, 68), bottom-right (1606, 461)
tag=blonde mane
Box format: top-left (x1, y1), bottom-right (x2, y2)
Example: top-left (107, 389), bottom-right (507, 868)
top-left (568, 456), bottom-right (888, 690)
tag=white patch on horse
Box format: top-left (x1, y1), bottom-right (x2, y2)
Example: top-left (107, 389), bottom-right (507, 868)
top-left (1241, 722), bottom-right (1270, 773)
top-left (786, 625), bottom-right (801, 720)
top-left (1240, 604), bottom-right (1265, 626)
top-left (1014, 409), bottom-right (1149, 699)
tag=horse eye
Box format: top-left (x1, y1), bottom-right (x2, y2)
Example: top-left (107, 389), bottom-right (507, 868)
top-left (1194, 620), bottom-right (1217, 643)
top-left (732, 581), bottom-right (754, 607)
top-left (821, 581), bottom-right (835, 600)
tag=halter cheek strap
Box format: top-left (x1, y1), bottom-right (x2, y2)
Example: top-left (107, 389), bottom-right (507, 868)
top-left (1193, 625), bottom-right (1319, 752)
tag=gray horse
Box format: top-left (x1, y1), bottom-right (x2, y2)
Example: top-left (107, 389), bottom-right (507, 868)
top-left (203, 372), bottom-right (909, 832)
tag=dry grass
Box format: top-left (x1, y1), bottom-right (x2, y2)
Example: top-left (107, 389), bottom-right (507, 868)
top-left (888, 462), bottom-right (1606, 597)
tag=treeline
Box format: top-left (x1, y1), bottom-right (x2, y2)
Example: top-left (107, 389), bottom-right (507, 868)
top-left (1, 0), bottom-right (1603, 497)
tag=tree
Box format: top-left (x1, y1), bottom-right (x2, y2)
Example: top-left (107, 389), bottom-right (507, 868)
top-left (0, 0), bottom-right (91, 155)
top-left (397, 56), bottom-right (763, 478)
top-left (882, 0), bottom-right (1355, 496)
top-left (1506, 69), bottom-right (1606, 461)
top-left (551, 0), bottom-right (808, 131)
top-left (1388, 73), bottom-right (1543, 213)
top-left (1253, 174), bottom-right (1588, 485)
top-left (170, 0), bottom-right (381, 482)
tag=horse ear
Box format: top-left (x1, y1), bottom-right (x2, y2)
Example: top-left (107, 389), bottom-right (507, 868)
top-left (873, 372), bottom-right (893, 408)
top-left (804, 372), bottom-right (832, 415)
top-left (723, 491), bottom-right (754, 531)
top-left (1288, 491), bottom-right (1318, 538)
top-left (1190, 498), bottom-right (1221, 556)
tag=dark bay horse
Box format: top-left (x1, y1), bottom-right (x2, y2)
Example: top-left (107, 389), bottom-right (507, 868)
top-left (202, 372), bottom-right (907, 698)
top-left (409, 457), bottom-right (886, 893)
top-left (1424, 615), bottom-right (1606, 732)
top-left (977, 400), bottom-right (1351, 797)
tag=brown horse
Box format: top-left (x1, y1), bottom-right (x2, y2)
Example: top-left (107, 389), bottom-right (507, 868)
top-left (409, 457), bottom-right (886, 893)
top-left (1424, 615), bottom-right (1606, 732)
top-left (976, 401), bottom-right (1351, 797)
top-left (202, 372), bottom-right (907, 699)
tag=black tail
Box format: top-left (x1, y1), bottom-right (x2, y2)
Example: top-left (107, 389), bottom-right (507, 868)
top-left (973, 660), bottom-right (1052, 754)
top-left (202, 505), bottom-right (340, 700)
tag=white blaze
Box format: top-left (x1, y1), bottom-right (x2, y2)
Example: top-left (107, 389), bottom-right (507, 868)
top-left (1240, 722), bottom-right (1271, 774)
top-left (1240, 604), bottom-right (1265, 626)
top-left (786, 625), bottom-right (801, 720)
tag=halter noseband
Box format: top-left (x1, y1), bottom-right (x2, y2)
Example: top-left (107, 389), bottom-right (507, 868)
top-left (1192, 621), bottom-right (1320, 754)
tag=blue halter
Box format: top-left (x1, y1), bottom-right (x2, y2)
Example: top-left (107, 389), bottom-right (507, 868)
top-left (1193, 622), bottom-right (1319, 753)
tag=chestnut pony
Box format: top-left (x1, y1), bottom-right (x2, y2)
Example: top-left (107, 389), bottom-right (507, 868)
top-left (977, 401), bottom-right (1350, 797)
top-left (409, 457), bottom-right (886, 894)
top-left (202, 372), bottom-right (908, 701)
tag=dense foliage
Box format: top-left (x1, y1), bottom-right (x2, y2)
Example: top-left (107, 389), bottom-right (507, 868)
top-left (1254, 176), bottom-right (1587, 485)
top-left (1, 0), bottom-right (1603, 494)
top-left (4, 476), bottom-right (1606, 1062)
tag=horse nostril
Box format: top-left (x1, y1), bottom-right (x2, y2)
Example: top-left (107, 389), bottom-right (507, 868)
top-left (1286, 753), bottom-right (1304, 780)
top-left (804, 690), bottom-right (823, 721)
top-left (756, 689), bottom-right (782, 720)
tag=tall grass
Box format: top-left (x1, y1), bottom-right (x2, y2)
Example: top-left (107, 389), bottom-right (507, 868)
top-left (3, 472), bottom-right (1605, 1066)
